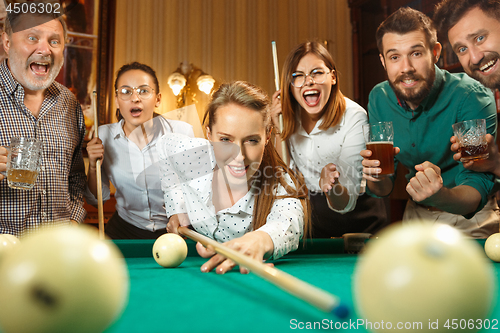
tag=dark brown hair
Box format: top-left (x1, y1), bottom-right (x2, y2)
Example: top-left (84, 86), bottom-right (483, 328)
top-left (279, 41), bottom-right (345, 140)
top-left (114, 62), bottom-right (160, 121)
top-left (376, 7), bottom-right (438, 54)
top-left (203, 81), bottom-right (311, 237)
top-left (434, 0), bottom-right (500, 41)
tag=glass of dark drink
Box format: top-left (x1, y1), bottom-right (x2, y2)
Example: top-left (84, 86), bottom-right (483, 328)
top-left (452, 119), bottom-right (489, 162)
top-left (363, 122), bottom-right (394, 177)
top-left (6, 137), bottom-right (43, 190)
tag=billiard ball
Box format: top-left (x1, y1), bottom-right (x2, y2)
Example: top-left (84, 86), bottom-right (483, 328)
top-left (485, 233), bottom-right (500, 262)
top-left (153, 233), bottom-right (188, 268)
top-left (0, 226), bottom-right (129, 333)
top-left (0, 233), bottom-right (20, 262)
top-left (354, 223), bottom-right (494, 333)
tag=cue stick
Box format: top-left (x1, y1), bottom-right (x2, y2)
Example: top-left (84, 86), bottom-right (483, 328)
top-left (271, 41), bottom-right (287, 165)
top-left (178, 226), bottom-right (348, 318)
top-left (91, 91), bottom-right (105, 240)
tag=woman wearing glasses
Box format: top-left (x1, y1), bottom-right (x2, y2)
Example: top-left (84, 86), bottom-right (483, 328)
top-left (271, 41), bottom-right (387, 238)
top-left (85, 62), bottom-right (194, 239)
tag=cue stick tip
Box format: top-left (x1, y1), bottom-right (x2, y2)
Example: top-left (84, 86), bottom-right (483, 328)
top-left (332, 303), bottom-right (349, 319)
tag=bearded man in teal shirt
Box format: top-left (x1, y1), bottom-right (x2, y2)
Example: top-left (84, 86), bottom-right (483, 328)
top-left (361, 7), bottom-right (499, 237)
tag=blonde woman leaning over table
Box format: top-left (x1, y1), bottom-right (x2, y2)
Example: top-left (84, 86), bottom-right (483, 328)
top-left (159, 81), bottom-right (311, 274)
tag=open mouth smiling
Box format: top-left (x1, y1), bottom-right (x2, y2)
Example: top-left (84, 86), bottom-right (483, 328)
top-left (30, 62), bottom-right (50, 75)
top-left (227, 164), bottom-right (248, 177)
top-left (303, 89), bottom-right (320, 107)
top-left (479, 58), bottom-right (498, 74)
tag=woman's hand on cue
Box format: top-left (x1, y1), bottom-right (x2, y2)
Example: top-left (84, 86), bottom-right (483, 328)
top-left (166, 214), bottom-right (191, 234)
top-left (86, 137), bottom-right (104, 171)
top-left (270, 90), bottom-right (282, 131)
top-left (197, 231), bottom-right (274, 274)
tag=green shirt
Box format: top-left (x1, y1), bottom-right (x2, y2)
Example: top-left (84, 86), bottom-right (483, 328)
top-left (367, 66), bottom-right (497, 218)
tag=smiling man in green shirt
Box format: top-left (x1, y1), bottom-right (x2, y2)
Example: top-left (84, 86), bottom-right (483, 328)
top-left (361, 7), bottom-right (499, 237)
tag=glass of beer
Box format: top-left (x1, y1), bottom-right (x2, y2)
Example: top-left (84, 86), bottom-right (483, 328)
top-left (363, 122), bottom-right (394, 177)
top-left (452, 119), bottom-right (489, 162)
top-left (6, 137), bottom-right (43, 190)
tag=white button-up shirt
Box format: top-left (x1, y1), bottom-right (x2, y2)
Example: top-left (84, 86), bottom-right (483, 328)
top-left (289, 97), bottom-right (367, 213)
top-left (84, 116), bottom-right (194, 231)
top-left (158, 133), bottom-right (304, 259)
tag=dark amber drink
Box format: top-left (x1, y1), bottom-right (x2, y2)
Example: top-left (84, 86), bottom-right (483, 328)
top-left (459, 143), bottom-right (489, 162)
top-left (366, 142), bottom-right (394, 176)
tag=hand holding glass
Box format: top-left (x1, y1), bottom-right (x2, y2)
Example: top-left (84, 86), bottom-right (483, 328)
top-left (363, 122), bottom-right (395, 177)
top-left (6, 137), bottom-right (43, 190)
top-left (452, 119), bottom-right (489, 162)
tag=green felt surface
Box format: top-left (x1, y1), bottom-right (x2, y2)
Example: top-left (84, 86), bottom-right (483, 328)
top-left (105, 239), bottom-right (499, 333)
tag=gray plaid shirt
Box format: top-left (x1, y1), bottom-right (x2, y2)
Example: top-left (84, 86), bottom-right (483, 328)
top-left (0, 60), bottom-right (86, 236)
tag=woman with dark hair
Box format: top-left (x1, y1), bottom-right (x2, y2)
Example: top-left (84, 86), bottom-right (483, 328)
top-left (160, 81), bottom-right (310, 274)
top-left (85, 62), bottom-right (194, 239)
top-left (271, 41), bottom-right (387, 238)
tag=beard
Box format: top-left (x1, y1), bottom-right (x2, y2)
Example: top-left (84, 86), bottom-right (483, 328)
top-left (8, 47), bottom-right (63, 92)
top-left (389, 68), bottom-right (435, 108)
top-left (467, 51), bottom-right (500, 90)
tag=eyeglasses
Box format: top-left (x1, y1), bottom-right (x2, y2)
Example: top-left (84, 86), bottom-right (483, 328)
top-left (291, 69), bottom-right (331, 88)
top-left (116, 85), bottom-right (155, 100)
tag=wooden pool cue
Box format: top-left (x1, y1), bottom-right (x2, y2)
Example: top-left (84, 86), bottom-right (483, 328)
top-left (271, 41), bottom-right (287, 165)
top-left (91, 91), bottom-right (105, 240)
top-left (178, 226), bottom-right (348, 318)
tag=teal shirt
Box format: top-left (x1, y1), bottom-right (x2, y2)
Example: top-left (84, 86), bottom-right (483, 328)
top-left (367, 66), bottom-right (497, 218)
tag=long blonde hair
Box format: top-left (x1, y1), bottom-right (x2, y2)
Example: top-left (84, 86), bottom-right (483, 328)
top-left (203, 81), bottom-right (311, 237)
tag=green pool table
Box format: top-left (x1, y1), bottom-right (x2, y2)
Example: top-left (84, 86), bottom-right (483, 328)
top-left (105, 238), bottom-right (500, 333)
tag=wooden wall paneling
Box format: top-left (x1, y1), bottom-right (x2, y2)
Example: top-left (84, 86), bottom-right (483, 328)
top-left (225, 0), bottom-right (236, 81)
top-left (152, 0), bottom-right (164, 77)
top-left (187, 0), bottom-right (203, 68)
top-left (256, 0), bottom-right (271, 91)
top-left (275, 0), bottom-right (292, 86)
top-left (96, 0), bottom-right (116, 125)
top-left (161, 0), bottom-right (179, 115)
top-left (211, 0), bottom-right (227, 84)
top-left (308, 0), bottom-right (318, 40)
top-left (201, 0), bottom-right (212, 74)
top-left (333, 0), bottom-right (354, 99)
top-left (234, 1), bottom-right (249, 81)
top-left (295, 0), bottom-right (310, 44)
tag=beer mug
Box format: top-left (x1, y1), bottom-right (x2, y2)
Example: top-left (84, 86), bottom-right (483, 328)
top-left (6, 137), bottom-right (43, 190)
top-left (363, 122), bottom-right (395, 177)
top-left (452, 119), bottom-right (489, 162)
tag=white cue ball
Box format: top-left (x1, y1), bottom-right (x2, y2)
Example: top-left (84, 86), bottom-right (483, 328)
top-left (485, 233), bottom-right (500, 262)
top-left (0, 234), bottom-right (20, 262)
top-left (0, 226), bottom-right (129, 333)
top-left (354, 223), bottom-right (495, 333)
top-left (153, 233), bottom-right (188, 268)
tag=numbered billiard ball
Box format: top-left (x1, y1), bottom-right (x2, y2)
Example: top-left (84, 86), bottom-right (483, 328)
top-left (0, 226), bottom-right (129, 333)
top-left (153, 233), bottom-right (188, 268)
top-left (354, 223), bottom-right (494, 333)
top-left (485, 233), bottom-right (500, 262)
top-left (0, 233), bottom-right (20, 263)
